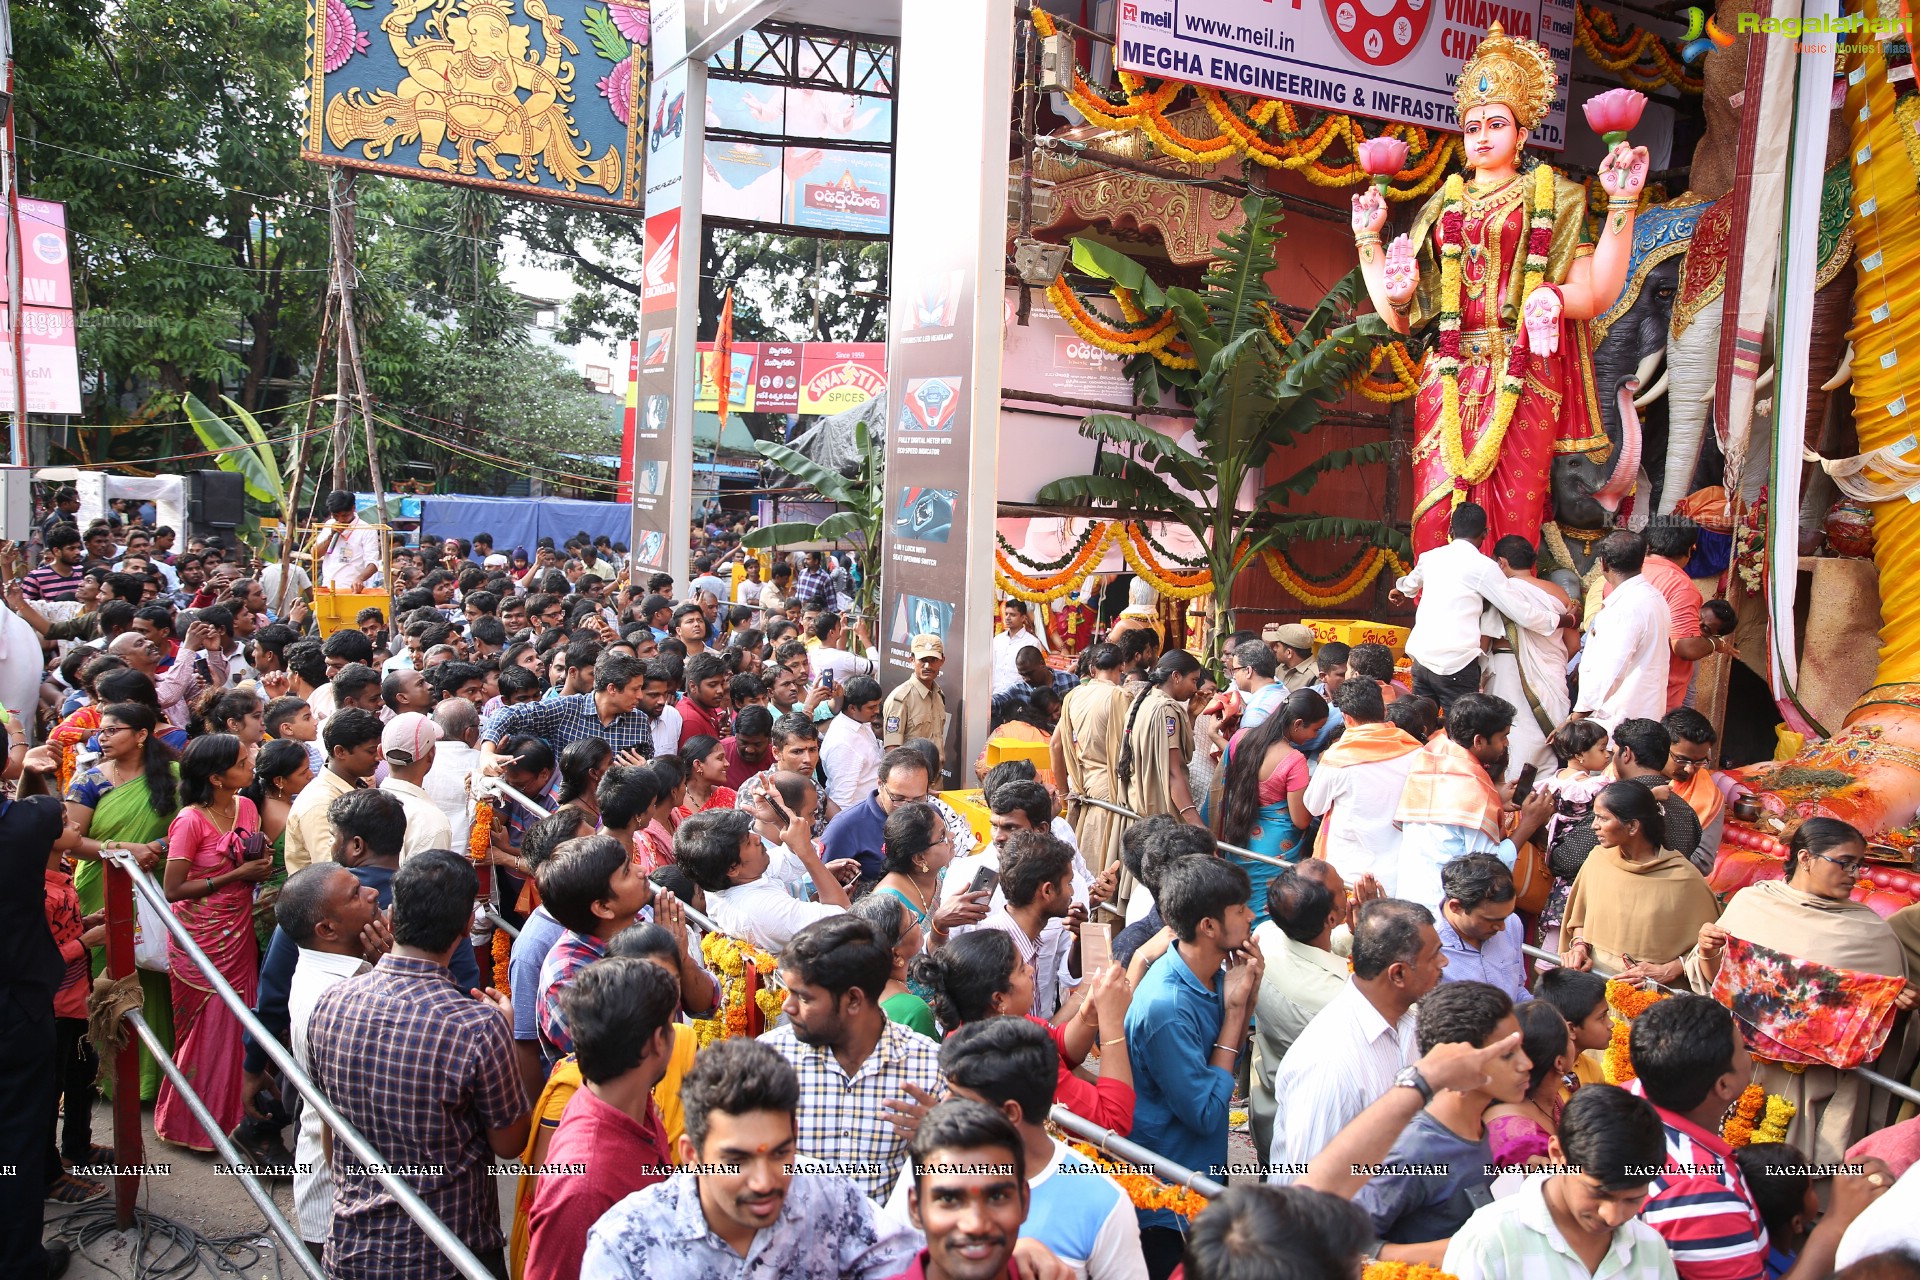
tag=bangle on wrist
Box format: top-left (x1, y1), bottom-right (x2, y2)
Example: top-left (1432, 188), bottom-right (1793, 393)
top-left (1214, 1042), bottom-right (1240, 1056)
top-left (1102, 1035), bottom-right (1126, 1047)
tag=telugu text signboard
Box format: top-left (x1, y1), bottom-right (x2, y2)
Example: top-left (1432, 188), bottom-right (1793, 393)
top-left (1115, 0), bottom-right (1572, 147)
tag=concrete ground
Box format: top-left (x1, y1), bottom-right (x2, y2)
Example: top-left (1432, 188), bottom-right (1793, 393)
top-left (43, 1099), bottom-right (515, 1280)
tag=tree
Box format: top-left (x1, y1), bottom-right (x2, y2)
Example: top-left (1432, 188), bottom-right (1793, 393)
top-left (740, 414), bottom-right (885, 629)
top-left (1035, 195), bottom-right (1404, 666)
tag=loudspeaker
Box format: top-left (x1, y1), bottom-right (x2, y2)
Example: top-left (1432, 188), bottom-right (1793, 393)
top-left (188, 470), bottom-right (245, 530)
top-left (0, 467), bottom-right (32, 541)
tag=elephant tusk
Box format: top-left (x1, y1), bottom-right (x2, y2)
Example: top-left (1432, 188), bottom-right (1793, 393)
top-left (1632, 348), bottom-right (1665, 391)
top-left (1632, 367), bottom-right (1670, 410)
top-left (1698, 383), bottom-right (1715, 406)
top-left (1754, 366), bottom-right (1775, 396)
top-left (1821, 342), bottom-right (1855, 391)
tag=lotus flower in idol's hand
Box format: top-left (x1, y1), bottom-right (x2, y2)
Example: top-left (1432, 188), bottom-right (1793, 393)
top-left (1583, 88), bottom-right (1647, 148)
top-left (1356, 136), bottom-right (1411, 192)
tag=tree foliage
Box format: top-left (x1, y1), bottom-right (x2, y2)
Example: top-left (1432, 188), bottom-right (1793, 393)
top-left (1036, 195), bottom-right (1403, 665)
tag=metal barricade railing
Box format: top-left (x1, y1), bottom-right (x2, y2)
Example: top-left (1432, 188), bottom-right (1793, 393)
top-left (1062, 795), bottom-right (1920, 1112)
top-left (484, 775), bottom-right (729, 937)
top-left (103, 850), bottom-right (499, 1280)
top-left (1519, 940), bottom-right (1920, 1109)
top-left (1069, 793), bottom-right (1287, 868)
top-left (1050, 1106), bottom-right (1227, 1198)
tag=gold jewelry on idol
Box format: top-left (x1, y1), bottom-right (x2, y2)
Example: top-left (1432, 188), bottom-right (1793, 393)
top-left (1454, 22), bottom-right (1558, 133)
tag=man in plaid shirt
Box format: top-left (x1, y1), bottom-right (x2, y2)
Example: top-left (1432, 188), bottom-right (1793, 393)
top-left (759, 914), bottom-right (942, 1203)
top-left (479, 652), bottom-right (654, 768)
top-left (793, 551), bottom-right (835, 612)
top-left (307, 850), bottom-right (530, 1280)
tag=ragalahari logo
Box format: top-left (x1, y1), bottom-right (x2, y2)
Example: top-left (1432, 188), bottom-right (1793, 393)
top-left (1681, 7), bottom-right (1737, 62)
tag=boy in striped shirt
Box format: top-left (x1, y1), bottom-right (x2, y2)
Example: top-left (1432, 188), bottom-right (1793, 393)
top-left (1628, 995), bottom-right (1891, 1280)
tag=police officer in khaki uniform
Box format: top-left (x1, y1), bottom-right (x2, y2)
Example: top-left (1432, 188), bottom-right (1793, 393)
top-left (1263, 622), bottom-right (1320, 693)
top-left (883, 634), bottom-right (949, 763)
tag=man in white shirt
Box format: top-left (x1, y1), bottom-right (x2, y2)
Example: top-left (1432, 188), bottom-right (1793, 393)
top-left (1304, 678), bottom-right (1422, 895)
top-left (261, 559), bottom-right (313, 619)
top-left (806, 612), bottom-right (876, 688)
top-left (990, 598), bottom-right (1049, 695)
top-left (1566, 531), bottom-right (1671, 734)
top-left (1249, 860), bottom-right (1356, 1164)
top-left (313, 489), bottom-right (381, 591)
top-left (422, 698), bottom-right (481, 855)
top-left (277, 864), bottom-right (380, 1253)
top-left (678, 805), bottom-right (849, 955)
top-left (1268, 898), bottom-right (1444, 1179)
top-left (1390, 502), bottom-right (1565, 712)
top-left (636, 662), bottom-right (682, 757)
top-left (973, 830), bottom-right (1080, 1020)
top-left (1484, 536), bottom-right (1575, 775)
top-left (377, 713), bottom-right (453, 860)
top-left (819, 677), bottom-right (884, 816)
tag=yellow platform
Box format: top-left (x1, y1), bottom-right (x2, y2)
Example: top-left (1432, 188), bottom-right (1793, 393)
top-left (1302, 618), bottom-right (1411, 660)
top-left (940, 789), bottom-right (992, 843)
top-left (312, 588), bottom-right (389, 639)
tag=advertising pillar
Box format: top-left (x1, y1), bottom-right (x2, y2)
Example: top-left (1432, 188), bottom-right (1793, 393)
top-left (878, 0), bottom-right (1016, 783)
top-left (630, 19), bottom-right (706, 590)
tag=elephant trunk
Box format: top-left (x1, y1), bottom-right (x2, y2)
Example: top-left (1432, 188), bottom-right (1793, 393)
top-left (1594, 378), bottom-right (1646, 514)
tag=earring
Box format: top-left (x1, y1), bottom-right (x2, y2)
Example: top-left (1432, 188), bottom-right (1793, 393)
top-left (914, 859), bottom-right (927, 873)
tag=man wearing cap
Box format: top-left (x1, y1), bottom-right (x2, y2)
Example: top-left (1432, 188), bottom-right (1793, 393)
top-left (378, 713), bottom-right (454, 860)
top-left (1265, 623), bottom-right (1319, 693)
top-left (313, 489), bottom-right (381, 591)
top-left (884, 636), bottom-right (949, 761)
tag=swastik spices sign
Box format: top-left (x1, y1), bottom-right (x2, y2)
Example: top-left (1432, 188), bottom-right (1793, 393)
top-left (798, 343), bottom-right (888, 414)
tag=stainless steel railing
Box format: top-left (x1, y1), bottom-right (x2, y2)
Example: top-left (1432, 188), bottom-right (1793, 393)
top-left (1069, 793), bottom-right (1287, 868)
top-left (1050, 1106), bottom-right (1227, 1198)
top-left (105, 850), bottom-right (499, 1280)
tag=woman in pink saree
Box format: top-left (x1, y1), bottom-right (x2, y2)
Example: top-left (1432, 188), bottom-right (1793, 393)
top-left (156, 733), bottom-right (276, 1151)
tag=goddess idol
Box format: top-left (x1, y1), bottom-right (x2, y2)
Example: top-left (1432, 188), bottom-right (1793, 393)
top-left (1353, 23), bottom-right (1650, 553)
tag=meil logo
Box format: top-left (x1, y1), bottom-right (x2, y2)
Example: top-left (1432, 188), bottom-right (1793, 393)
top-left (1122, 2), bottom-right (1137, 20)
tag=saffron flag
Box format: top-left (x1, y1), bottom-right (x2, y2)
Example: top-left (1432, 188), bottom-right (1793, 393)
top-left (714, 288), bottom-right (736, 428)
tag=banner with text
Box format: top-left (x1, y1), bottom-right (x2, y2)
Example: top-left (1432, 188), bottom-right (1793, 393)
top-left (1115, 0), bottom-right (1573, 147)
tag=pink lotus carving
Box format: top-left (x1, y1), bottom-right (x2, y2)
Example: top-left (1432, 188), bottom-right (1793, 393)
top-left (610, 2), bottom-right (650, 43)
top-left (1583, 88), bottom-right (1647, 145)
top-left (599, 56), bottom-right (635, 125)
top-left (323, 0), bottom-right (369, 73)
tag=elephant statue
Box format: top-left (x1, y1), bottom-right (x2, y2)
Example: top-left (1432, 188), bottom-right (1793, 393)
top-left (761, 392), bottom-right (888, 487)
top-left (1545, 162), bottom-right (1856, 578)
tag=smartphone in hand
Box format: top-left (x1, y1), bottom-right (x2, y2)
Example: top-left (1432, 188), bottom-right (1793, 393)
top-left (1511, 762), bottom-right (1540, 806)
top-left (968, 866), bottom-right (999, 898)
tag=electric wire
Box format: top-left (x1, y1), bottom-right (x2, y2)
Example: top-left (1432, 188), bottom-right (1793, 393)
top-left (49, 1200), bottom-right (289, 1280)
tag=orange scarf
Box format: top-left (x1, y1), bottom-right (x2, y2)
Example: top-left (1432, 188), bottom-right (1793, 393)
top-left (1318, 721), bottom-right (1422, 770)
top-left (1394, 732), bottom-right (1503, 841)
top-left (1672, 767), bottom-right (1723, 829)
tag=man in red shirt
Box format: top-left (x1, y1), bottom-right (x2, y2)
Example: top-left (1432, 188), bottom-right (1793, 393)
top-left (1643, 519), bottom-right (1729, 711)
top-left (524, 956), bottom-right (680, 1280)
top-left (679, 651), bottom-right (732, 742)
top-left (892, 1099), bottom-right (1031, 1280)
top-left (1629, 994), bottom-right (1889, 1280)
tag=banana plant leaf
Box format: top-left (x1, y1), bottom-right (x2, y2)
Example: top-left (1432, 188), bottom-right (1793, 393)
top-left (751, 439), bottom-right (857, 505)
top-left (1068, 238), bottom-right (1170, 310)
top-left (183, 394), bottom-right (279, 505)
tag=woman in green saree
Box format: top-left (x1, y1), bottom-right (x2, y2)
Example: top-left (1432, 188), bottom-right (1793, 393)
top-left (65, 701), bottom-right (179, 1101)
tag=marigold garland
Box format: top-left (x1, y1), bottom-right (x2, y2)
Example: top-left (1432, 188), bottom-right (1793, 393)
top-left (1574, 3), bottom-right (1704, 95)
top-left (696, 931), bottom-right (786, 1046)
top-left (1602, 980), bottom-right (1670, 1084)
top-left (1434, 165), bottom-right (1555, 505)
top-left (1363, 1264), bottom-right (1459, 1280)
top-left (491, 928), bottom-right (513, 996)
top-left (1261, 545), bottom-right (1409, 607)
top-left (468, 796), bottom-right (495, 865)
top-left (1755, 1096), bottom-right (1797, 1145)
top-left (1722, 1083), bottom-right (1765, 1147)
top-left (1066, 1140), bottom-right (1211, 1220)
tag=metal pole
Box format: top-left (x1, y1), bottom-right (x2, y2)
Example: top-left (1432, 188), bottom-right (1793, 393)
top-left (102, 860), bottom-right (143, 1231)
top-left (107, 853), bottom-right (498, 1280)
top-left (122, 1012), bottom-right (330, 1280)
top-left (1069, 793), bottom-right (1287, 867)
top-left (2, 0), bottom-right (28, 467)
top-left (1518, 942), bottom-right (1920, 1109)
top-left (1049, 1105), bottom-right (1226, 1197)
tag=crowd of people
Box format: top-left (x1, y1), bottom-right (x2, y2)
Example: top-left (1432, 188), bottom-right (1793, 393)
top-left (1, 489), bottom-right (1919, 1280)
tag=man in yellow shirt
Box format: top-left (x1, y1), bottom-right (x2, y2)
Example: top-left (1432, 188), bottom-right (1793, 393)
top-left (283, 708), bottom-right (382, 872)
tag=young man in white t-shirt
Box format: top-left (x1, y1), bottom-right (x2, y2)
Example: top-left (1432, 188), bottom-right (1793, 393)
top-left (676, 804), bottom-right (848, 955)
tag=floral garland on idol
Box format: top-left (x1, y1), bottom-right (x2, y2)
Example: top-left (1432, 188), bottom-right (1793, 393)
top-left (1721, 1083), bottom-right (1798, 1148)
top-left (1434, 165), bottom-right (1555, 508)
top-left (1602, 979), bottom-right (1668, 1085)
top-left (692, 931), bottom-right (788, 1049)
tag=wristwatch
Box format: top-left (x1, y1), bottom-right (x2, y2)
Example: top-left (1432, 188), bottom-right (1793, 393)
top-left (1393, 1065), bottom-right (1434, 1103)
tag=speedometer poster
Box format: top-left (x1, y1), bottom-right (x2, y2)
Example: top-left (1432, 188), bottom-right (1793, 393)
top-left (1114, 0), bottom-right (1573, 148)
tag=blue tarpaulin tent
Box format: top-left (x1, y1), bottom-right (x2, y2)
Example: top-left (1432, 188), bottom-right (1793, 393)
top-left (417, 495), bottom-right (633, 553)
